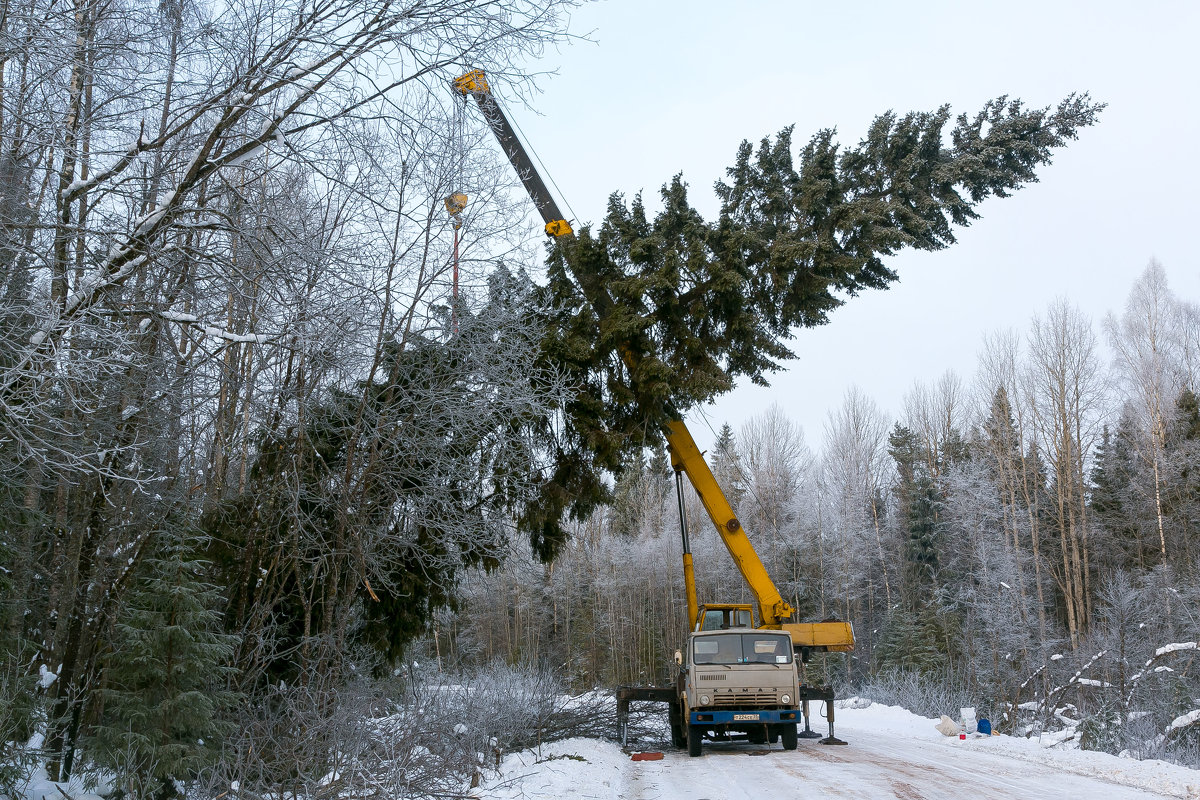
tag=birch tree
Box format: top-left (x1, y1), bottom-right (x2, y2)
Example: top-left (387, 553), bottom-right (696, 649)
top-left (979, 329), bottom-right (1052, 647)
top-left (1025, 299), bottom-right (1104, 647)
top-left (1104, 260), bottom-right (1187, 565)
top-left (822, 387), bottom-right (891, 629)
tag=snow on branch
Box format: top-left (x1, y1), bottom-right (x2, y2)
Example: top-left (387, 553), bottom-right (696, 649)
top-left (1050, 649), bottom-right (1108, 698)
top-left (1168, 709), bottom-right (1200, 734)
top-left (1146, 708), bottom-right (1200, 751)
top-left (1126, 641), bottom-right (1199, 707)
top-left (1011, 650), bottom-right (1110, 736)
top-left (161, 310), bottom-right (273, 344)
top-left (61, 120), bottom-right (154, 205)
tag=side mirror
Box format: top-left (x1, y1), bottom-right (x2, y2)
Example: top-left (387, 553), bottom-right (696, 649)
top-left (674, 649), bottom-right (683, 666)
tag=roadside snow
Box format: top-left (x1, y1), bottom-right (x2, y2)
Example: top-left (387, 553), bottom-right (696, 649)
top-left (482, 700), bottom-right (1200, 799)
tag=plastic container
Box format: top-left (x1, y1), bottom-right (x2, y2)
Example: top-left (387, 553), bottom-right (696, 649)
top-left (960, 707), bottom-right (977, 736)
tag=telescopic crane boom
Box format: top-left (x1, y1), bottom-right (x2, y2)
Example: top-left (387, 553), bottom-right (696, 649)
top-left (452, 70), bottom-right (573, 238)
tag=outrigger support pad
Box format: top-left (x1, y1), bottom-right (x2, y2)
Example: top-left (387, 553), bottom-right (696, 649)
top-left (819, 695), bottom-right (848, 745)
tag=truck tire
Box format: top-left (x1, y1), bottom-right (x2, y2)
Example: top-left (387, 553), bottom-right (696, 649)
top-left (688, 725), bottom-right (704, 757)
top-left (670, 719), bottom-right (685, 748)
top-left (781, 722), bottom-right (798, 751)
top-left (669, 703), bottom-right (686, 748)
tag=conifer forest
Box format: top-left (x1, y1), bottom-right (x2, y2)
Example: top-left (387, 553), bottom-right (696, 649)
top-left (0, 0), bottom-right (1197, 798)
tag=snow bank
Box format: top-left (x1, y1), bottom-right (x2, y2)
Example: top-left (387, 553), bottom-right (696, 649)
top-left (480, 700), bottom-right (1200, 799)
top-left (14, 766), bottom-right (108, 800)
top-left (833, 700), bottom-right (1200, 799)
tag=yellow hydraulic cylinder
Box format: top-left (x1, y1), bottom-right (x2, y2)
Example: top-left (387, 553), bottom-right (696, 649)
top-left (682, 552), bottom-right (697, 634)
top-left (665, 419), bottom-right (795, 627)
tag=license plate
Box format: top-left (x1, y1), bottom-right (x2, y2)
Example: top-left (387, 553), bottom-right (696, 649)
top-left (733, 714), bottom-right (760, 721)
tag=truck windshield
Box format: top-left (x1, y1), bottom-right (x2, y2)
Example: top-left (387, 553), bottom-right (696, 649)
top-left (693, 633), bottom-right (792, 665)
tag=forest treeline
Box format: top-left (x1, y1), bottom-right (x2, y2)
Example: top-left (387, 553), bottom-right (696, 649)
top-left (445, 262), bottom-right (1200, 765)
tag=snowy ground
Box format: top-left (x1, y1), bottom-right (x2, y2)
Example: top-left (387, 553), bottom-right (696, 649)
top-left (483, 701), bottom-right (1200, 800)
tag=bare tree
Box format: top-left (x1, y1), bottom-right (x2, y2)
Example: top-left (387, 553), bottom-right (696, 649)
top-left (1024, 299), bottom-right (1105, 647)
top-left (1104, 260), bottom-right (1187, 565)
top-left (902, 370), bottom-right (968, 480)
top-left (821, 387), bottom-right (892, 628)
top-left (739, 405), bottom-right (809, 555)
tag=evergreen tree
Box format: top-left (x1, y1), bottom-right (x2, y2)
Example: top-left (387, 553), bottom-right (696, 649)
top-left (874, 600), bottom-right (956, 675)
top-left (1174, 387), bottom-right (1200, 440)
top-left (91, 529), bottom-right (239, 800)
top-left (1163, 388), bottom-right (1200, 566)
top-left (648, 446), bottom-right (673, 489)
top-left (1090, 415), bottom-right (1145, 571)
top-left (610, 450), bottom-right (649, 538)
top-left (609, 445), bottom-right (676, 538)
top-left (710, 422), bottom-right (746, 511)
top-left (905, 471), bottom-right (943, 584)
top-left (983, 387), bottom-right (1022, 475)
top-left (981, 384), bottom-right (1031, 555)
top-left (532, 95), bottom-right (1103, 534)
top-left (206, 271), bottom-right (573, 673)
top-left (888, 424), bottom-right (944, 601)
top-left (940, 427), bottom-right (972, 471)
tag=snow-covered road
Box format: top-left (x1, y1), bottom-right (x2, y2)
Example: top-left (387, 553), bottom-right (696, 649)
top-left (485, 702), bottom-right (1200, 799)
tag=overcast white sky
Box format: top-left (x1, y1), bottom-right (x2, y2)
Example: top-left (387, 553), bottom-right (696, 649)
top-left (503, 0), bottom-right (1200, 452)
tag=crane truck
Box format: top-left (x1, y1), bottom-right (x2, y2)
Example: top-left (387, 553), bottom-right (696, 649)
top-left (451, 68), bottom-right (855, 756)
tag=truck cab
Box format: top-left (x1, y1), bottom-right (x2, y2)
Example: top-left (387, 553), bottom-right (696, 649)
top-left (679, 627), bottom-right (801, 755)
top-left (695, 602), bottom-right (754, 631)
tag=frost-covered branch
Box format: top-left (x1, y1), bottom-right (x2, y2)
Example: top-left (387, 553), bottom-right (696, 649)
top-left (160, 310), bottom-right (276, 345)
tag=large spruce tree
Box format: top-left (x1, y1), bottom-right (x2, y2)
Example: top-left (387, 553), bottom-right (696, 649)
top-left (527, 94), bottom-right (1103, 557)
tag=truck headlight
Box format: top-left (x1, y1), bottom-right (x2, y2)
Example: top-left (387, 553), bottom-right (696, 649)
top-left (699, 694), bottom-right (711, 706)
top-left (781, 694), bottom-right (791, 705)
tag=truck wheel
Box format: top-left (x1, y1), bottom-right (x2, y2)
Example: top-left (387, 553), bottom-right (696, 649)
top-left (688, 725), bottom-right (704, 757)
top-left (748, 726), bottom-right (767, 744)
top-left (670, 719), bottom-right (685, 748)
top-left (669, 704), bottom-right (686, 748)
top-left (781, 722), bottom-right (798, 751)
